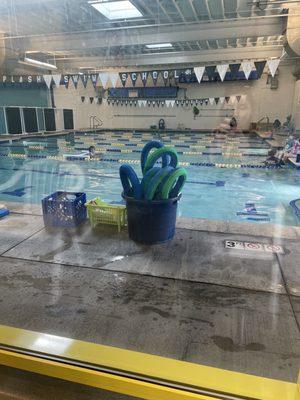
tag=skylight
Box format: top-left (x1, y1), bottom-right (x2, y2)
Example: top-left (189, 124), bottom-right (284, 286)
top-left (146, 43), bottom-right (173, 49)
top-left (90, 1), bottom-right (142, 20)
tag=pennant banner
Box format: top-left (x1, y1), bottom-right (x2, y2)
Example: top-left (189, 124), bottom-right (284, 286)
top-left (81, 74), bottom-right (88, 88)
top-left (267, 59), bottom-right (280, 77)
top-left (71, 74), bottom-right (80, 89)
top-left (98, 72), bottom-right (109, 88)
top-left (62, 75), bottom-right (69, 89)
top-left (162, 70), bottom-right (169, 86)
top-left (119, 72), bottom-right (128, 87)
top-left (194, 66), bottom-right (205, 83)
top-left (151, 71), bottom-right (159, 86)
top-left (140, 71), bottom-right (149, 87)
top-left (229, 63), bottom-right (240, 80)
top-left (130, 72), bottom-right (138, 87)
top-left (0, 60), bottom-right (273, 91)
top-left (90, 74), bottom-right (98, 88)
top-left (43, 75), bottom-right (52, 89)
top-left (109, 73), bottom-right (119, 88)
top-left (254, 61), bottom-right (266, 79)
top-left (241, 61), bottom-right (254, 80)
top-left (206, 66), bottom-right (216, 81)
top-left (216, 64), bottom-right (228, 82)
top-left (52, 74), bottom-right (61, 87)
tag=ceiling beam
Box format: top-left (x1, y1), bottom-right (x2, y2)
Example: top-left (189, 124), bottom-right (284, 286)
top-left (9, 18), bottom-right (284, 54)
top-left (53, 45), bottom-right (283, 70)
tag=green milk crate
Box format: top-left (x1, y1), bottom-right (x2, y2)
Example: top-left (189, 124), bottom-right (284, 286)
top-left (86, 198), bottom-right (126, 232)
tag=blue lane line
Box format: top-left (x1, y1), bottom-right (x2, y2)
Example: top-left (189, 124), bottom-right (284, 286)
top-left (0, 166), bottom-right (225, 187)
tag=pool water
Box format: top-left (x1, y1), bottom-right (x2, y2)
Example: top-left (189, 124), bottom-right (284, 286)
top-left (0, 131), bottom-right (299, 226)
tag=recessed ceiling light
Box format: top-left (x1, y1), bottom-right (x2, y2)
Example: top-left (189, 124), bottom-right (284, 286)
top-left (146, 43), bottom-right (173, 49)
top-left (89, 1), bottom-right (142, 20)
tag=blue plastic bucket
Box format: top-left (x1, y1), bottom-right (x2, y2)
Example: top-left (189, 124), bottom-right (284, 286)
top-left (123, 194), bottom-right (180, 244)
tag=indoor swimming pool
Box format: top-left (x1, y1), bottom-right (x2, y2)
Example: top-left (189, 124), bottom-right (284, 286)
top-left (0, 131), bottom-right (299, 226)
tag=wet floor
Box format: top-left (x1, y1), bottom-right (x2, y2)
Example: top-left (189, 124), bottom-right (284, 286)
top-left (0, 206), bottom-right (299, 391)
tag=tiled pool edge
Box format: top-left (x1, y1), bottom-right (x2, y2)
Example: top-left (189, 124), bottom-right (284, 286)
top-left (176, 217), bottom-right (300, 239)
top-left (4, 201), bottom-right (300, 240)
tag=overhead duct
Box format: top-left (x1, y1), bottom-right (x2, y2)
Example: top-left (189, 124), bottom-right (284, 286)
top-left (284, 4), bottom-right (300, 57)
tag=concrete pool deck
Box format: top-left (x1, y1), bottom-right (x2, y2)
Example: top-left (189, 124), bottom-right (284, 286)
top-left (0, 204), bottom-right (299, 386)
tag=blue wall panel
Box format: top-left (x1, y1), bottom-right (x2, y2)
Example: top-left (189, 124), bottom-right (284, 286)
top-left (37, 108), bottom-right (45, 131)
top-left (0, 107), bottom-right (7, 134)
top-left (0, 84), bottom-right (49, 107)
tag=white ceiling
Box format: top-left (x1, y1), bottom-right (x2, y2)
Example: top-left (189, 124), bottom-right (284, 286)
top-left (0, 0), bottom-right (287, 73)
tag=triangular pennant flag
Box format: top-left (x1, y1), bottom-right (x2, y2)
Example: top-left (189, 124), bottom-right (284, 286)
top-left (173, 70), bottom-right (182, 84)
top-left (184, 69), bottom-right (193, 83)
top-left (90, 97), bottom-right (94, 104)
top-left (254, 61), bottom-right (266, 79)
top-left (71, 74), bottom-right (80, 89)
top-left (200, 99), bottom-right (203, 106)
top-left (98, 72), bottom-right (109, 88)
top-left (205, 66), bottom-right (216, 81)
top-left (236, 95), bottom-right (241, 103)
top-left (137, 100), bottom-right (143, 107)
top-left (165, 100), bottom-right (171, 107)
top-left (129, 72), bottom-right (138, 87)
top-left (109, 73), bottom-right (119, 88)
top-left (107, 99), bottom-right (111, 105)
top-left (43, 75), bottom-right (53, 89)
top-left (90, 74), bottom-right (98, 88)
top-left (129, 100), bottom-right (133, 106)
top-left (214, 97), bottom-right (219, 105)
top-left (204, 98), bottom-right (209, 105)
top-left (241, 61), bottom-right (254, 80)
top-left (140, 71), bottom-right (149, 87)
top-left (63, 75), bottom-right (70, 89)
top-left (162, 70), bottom-right (169, 86)
top-left (209, 97), bottom-right (214, 105)
top-left (230, 95), bottom-right (237, 104)
top-left (52, 74), bottom-right (61, 87)
top-left (216, 64), bottom-right (228, 82)
top-left (119, 73), bottom-right (128, 87)
top-left (229, 63), bottom-right (241, 80)
top-left (152, 101), bottom-right (156, 107)
top-left (170, 100), bottom-right (175, 107)
top-left (225, 96), bottom-right (230, 103)
top-left (81, 96), bottom-right (85, 103)
top-left (151, 71), bottom-right (159, 86)
top-left (80, 74), bottom-right (88, 88)
top-left (193, 66), bottom-right (205, 83)
top-left (219, 97), bottom-right (225, 104)
top-left (267, 59), bottom-right (280, 77)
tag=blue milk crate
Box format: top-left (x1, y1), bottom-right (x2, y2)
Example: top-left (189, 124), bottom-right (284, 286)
top-left (42, 191), bottom-right (87, 227)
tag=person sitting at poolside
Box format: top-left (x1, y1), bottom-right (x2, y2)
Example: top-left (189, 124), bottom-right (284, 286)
top-left (264, 149), bottom-right (284, 166)
top-left (280, 138), bottom-right (300, 163)
top-left (282, 115), bottom-right (295, 135)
